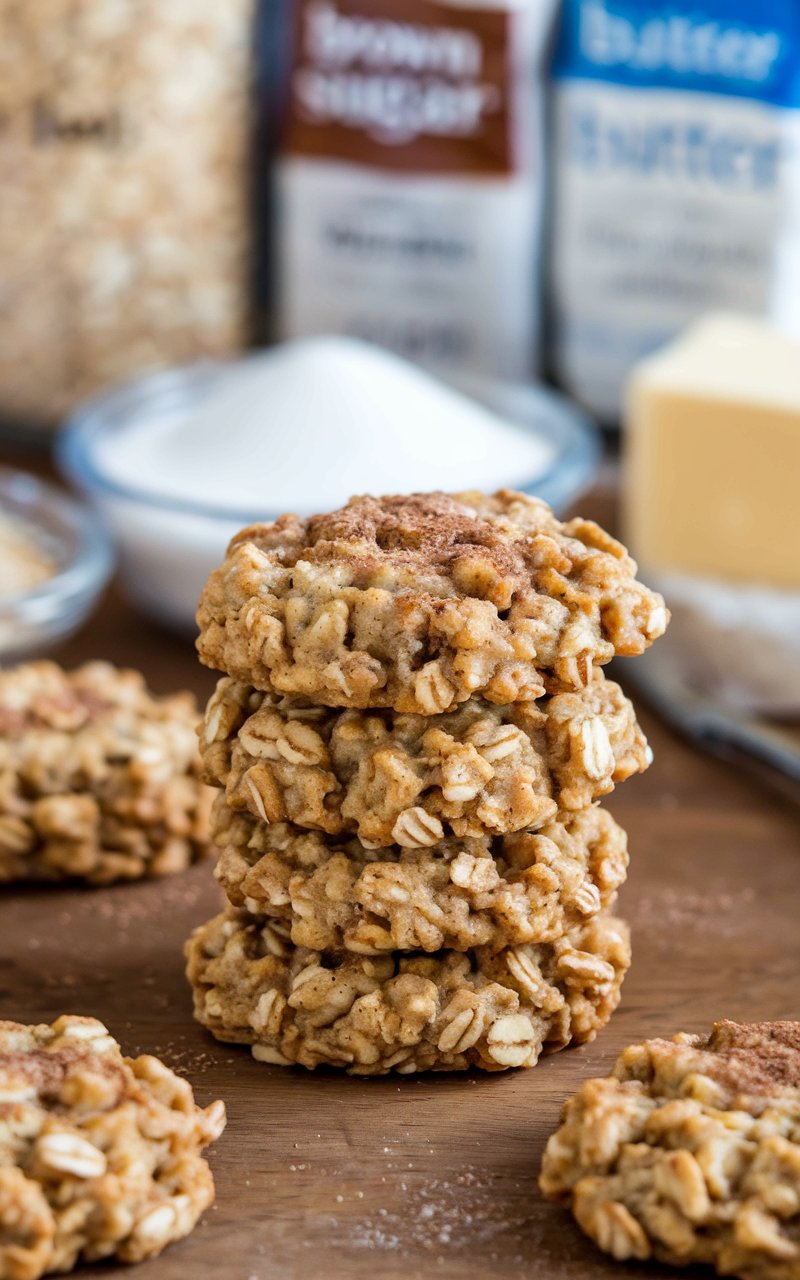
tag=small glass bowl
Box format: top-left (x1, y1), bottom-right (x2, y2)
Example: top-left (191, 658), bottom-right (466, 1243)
top-left (59, 361), bottom-right (600, 633)
top-left (0, 468), bottom-right (114, 663)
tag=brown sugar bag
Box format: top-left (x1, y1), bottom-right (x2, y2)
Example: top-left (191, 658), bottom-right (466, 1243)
top-left (268, 0), bottom-right (559, 385)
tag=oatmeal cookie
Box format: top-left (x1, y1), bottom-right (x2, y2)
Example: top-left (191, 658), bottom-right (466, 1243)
top-left (540, 1020), bottom-right (800, 1280)
top-left (185, 907), bottom-right (630, 1074)
top-left (201, 672), bottom-right (649, 843)
top-left (196, 491), bottom-right (667, 712)
top-left (211, 800), bottom-right (628, 954)
top-left (0, 661), bottom-right (214, 884)
top-left (0, 1015), bottom-right (225, 1279)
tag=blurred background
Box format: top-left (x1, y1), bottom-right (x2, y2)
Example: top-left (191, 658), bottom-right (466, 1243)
top-left (1, 0), bottom-right (798, 783)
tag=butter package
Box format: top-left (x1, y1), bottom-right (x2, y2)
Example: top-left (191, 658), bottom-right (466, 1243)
top-left (268, 0), bottom-right (558, 385)
top-left (548, 0), bottom-right (800, 422)
top-left (623, 314), bottom-right (800, 715)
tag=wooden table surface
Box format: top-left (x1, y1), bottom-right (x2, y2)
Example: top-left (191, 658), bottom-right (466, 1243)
top-left (1, 479), bottom-right (798, 1280)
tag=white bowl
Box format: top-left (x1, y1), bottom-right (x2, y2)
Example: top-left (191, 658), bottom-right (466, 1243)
top-left (0, 468), bottom-right (113, 661)
top-left (58, 362), bottom-right (600, 632)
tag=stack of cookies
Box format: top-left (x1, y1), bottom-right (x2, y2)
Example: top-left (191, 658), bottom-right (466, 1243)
top-left (186, 491), bottom-right (667, 1075)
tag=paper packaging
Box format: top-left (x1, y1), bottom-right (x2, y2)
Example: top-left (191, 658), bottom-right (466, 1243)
top-left (0, 1), bottom-right (253, 431)
top-left (548, 0), bottom-right (800, 423)
top-left (267, 0), bottom-right (558, 385)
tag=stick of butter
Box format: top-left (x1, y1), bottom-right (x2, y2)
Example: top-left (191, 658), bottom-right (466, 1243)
top-left (623, 314), bottom-right (800, 588)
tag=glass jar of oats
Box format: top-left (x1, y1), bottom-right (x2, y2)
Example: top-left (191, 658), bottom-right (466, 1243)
top-left (0, 0), bottom-right (254, 435)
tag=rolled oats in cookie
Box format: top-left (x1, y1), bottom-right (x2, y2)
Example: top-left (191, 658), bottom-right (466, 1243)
top-left (540, 1020), bottom-right (800, 1280)
top-left (211, 800), bottom-right (628, 955)
top-left (185, 907), bottom-right (630, 1075)
top-left (0, 661), bottom-right (214, 884)
top-left (201, 672), bottom-right (649, 842)
top-left (0, 1015), bottom-right (225, 1280)
top-left (196, 490), bottom-right (668, 712)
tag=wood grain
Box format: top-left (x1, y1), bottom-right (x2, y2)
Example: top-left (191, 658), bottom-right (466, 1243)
top-left (1, 490), bottom-right (798, 1280)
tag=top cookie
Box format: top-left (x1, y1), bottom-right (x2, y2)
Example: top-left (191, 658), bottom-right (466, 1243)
top-left (197, 490), bottom-right (668, 712)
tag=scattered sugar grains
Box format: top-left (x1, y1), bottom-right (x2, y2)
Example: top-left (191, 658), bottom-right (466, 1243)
top-left (95, 337), bottom-right (555, 513)
top-left (350, 1169), bottom-right (528, 1254)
